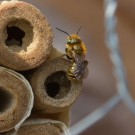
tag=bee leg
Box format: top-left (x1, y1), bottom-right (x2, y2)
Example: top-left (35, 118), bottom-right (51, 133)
top-left (66, 55), bottom-right (73, 60)
top-left (59, 54), bottom-right (73, 61)
top-left (83, 61), bottom-right (89, 79)
top-left (84, 60), bottom-right (88, 65)
top-left (59, 54), bottom-right (67, 58)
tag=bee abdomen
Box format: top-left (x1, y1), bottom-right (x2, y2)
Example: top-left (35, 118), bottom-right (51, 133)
top-left (68, 63), bottom-right (81, 80)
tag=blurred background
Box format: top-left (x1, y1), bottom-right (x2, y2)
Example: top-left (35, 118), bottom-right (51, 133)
top-left (24, 0), bottom-right (135, 134)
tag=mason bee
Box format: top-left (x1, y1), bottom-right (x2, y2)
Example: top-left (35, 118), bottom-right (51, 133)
top-left (56, 27), bottom-right (88, 81)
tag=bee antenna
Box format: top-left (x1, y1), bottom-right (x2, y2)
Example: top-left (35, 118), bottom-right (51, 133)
top-left (77, 26), bottom-right (82, 35)
top-left (56, 27), bottom-right (71, 38)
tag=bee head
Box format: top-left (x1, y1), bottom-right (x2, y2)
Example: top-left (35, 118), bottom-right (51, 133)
top-left (56, 26), bottom-right (82, 45)
top-left (67, 34), bottom-right (81, 45)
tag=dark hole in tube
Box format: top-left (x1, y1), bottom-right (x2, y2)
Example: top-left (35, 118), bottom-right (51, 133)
top-left (45, 71), bottom-right (71, 99)
top-left (46, 82), bottom-right (60, 98)
top-left (0, 88), bottom-right (13, 113)
top-left (5, 26), bottom-right (25, 47)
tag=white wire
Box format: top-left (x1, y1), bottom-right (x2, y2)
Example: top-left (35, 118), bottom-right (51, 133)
top-left (104, 0), bottom-right (135, 113)
top-left (70, 95), bottom-right (121, 135)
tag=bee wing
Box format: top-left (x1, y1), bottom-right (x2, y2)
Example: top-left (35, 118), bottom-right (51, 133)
top-left (72, 50), bottom-right (85, 62)
top-left (72, 51), bottom-right (88, 80)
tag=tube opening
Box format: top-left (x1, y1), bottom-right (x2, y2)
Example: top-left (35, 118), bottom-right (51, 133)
top-left (5, 26), bottom-right (25, 47)
top-left (46, 82), bottom-right (60, 98)
top-left (0, 88), bottom-right (14, 113)
top-left (45, 71), bottom-right (71, 99)
top-left (4, 19), bottom-right (34, 52)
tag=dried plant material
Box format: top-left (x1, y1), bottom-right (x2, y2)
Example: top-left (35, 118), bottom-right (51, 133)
top-left (30, 57), bottom-right (82, 113)
top-left (32, 108), bottom-right (71, 127)
top-left (12, 119), bottom-right (71, 135)
top-left (0, 67), bottom-right (34, 133)
top-left (0, 0), bottom-right (53, 71)
top-left (47, 47), bottom-right (64, 60)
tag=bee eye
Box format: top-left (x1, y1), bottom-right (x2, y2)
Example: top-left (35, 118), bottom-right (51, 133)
top-left (67, 39), bottom-right (71, 43)
top-left (70, 39), bottom-right (75, 43)
top-left (67, 38), bottom-right (80, 44)
top-left (73, 39), bottom-right (77, 42)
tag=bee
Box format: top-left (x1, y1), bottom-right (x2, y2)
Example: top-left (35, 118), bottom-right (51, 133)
top-left (56, 27), bottom-right (88, 81)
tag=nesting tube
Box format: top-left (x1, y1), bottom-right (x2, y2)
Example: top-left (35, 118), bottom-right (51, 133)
top-left (9, 119), bottom-right (71, 135)
top-left (0, 67), bottom-right (34, 133)
top-left (0, 1), bottom-right (53, 71)
top-left (30, 57), bottom-right (82, 113)
top-left (47, 47), bottom-right (64, 60)
top-left (32, 109), bottom-right (70, 127)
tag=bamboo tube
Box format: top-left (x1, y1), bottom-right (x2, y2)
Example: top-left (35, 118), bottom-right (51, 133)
top-left (15, 119), bottom-right (71, 135)
top-left (31, 108), bottom-right (71, 127)
top-left (47, 47), bottom-right (64, 60)
top-left (0, 0), bottom-right (53, 71)
top-left (0, 67), bottom-right (34, 133)
top-left (22, 48), bottom-right (71, 127)
top-left (30, 56), bottom-right (82, 113)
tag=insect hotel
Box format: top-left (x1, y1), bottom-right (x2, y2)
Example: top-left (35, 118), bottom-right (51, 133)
top-left (0, 1), bottom-right (87, 135)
